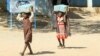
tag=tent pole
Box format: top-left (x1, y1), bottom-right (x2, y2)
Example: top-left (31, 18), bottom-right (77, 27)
top-left (10, 13), bottom-right (13, 30)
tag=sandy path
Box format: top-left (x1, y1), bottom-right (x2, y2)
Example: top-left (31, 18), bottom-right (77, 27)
top-left (0, 26), bottom-right (100, 56)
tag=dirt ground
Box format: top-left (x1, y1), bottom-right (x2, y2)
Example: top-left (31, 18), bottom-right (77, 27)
top-left (0, 25), bottom-right (100, 56)
top-left (0, 12), bottom-right (100, 56)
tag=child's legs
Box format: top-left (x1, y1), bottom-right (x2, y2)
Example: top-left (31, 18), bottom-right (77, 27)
top-left (60, 34), bottom-right (66, 46)
top-left (57, 34), bottom-right (62, 46)
top-left (22, 42), bottom-right (28, 54)
top-left (62, 38), bottom-right (65, 46)
top-left (57, 38), bottom-right (62, 46)
top-left (27, 43), bottom-right (33, 53)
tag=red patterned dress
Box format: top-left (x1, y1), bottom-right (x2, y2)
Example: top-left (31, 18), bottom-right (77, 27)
top-left (56, 16), bottom-right (68, 39)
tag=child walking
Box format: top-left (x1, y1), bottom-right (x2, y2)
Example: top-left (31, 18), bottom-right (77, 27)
top-left (16, 7), bottom-right (34, 56)
top-left (55, 11), bottom-right (69, 48)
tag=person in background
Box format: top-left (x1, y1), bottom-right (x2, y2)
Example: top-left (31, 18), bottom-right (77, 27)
top-left (53, 0), bottom-right (70, 48)
top-left (52, 0), bottom-right (70, 31)
top-left (55, 11), bottom-right (69, 48)
top-left (16, 7), bottom-right (34, 56)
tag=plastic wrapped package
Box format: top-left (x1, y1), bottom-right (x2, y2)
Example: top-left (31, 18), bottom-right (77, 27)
top-left (54, 4), bottom-right (68, 13)
top-left (18, 4), bottom-right (33, 13)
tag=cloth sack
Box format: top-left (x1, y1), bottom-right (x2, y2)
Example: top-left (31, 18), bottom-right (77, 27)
top-left (18, 4), bottom-right (33, 13)
top-left (54, 4), bottom-right (68, 13)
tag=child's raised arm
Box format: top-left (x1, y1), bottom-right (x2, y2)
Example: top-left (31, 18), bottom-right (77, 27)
top-left (29, 6), bottom-right (34, 22)
top-left (29, 12), bottom-right (34, 22)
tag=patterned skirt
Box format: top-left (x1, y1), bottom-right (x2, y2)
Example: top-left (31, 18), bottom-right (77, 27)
top-left (56, 23), bottom-right (68, 39)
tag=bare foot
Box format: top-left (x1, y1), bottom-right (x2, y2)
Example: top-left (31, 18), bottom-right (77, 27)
top-left (20, 52), bottom-right (24, 56)
top-left (27, 52), bottom-right (33, 55)
top-left (61, 45), bottom-right (65, 49)
top-left (57, 45), bottom-right (62, 49)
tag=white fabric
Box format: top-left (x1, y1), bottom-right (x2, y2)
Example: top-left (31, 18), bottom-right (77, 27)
top-left (54, 4), bottom-right (68, 12)
top-left (18, 4), bottom-right (33, 13)
top-left (57, 17), bottom-right (64, 22)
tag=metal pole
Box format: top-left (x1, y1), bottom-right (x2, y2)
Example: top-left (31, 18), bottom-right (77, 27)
top-left (34, 14), bottom-right (36, 31)
top-left (34, 0), bottom-right (36, 31)
top-left (9, 13), bottom-right (13, 30)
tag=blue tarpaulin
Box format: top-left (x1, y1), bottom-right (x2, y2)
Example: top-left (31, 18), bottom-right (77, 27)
top-left (70, 0), bottom-right (87, 7)
top-left (93, 0), bottom-right (100, 7)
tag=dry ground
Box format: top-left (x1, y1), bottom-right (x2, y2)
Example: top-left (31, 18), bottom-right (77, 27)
top-left (0, 12), bottom-right (100, 56)
top-left (0, 26), bottom-right (100, 56)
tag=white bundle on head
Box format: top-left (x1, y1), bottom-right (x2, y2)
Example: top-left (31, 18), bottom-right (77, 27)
top-left (18, 4), bottom-right (33, 13)
top-left (54, 4), bottom-right (68, 13)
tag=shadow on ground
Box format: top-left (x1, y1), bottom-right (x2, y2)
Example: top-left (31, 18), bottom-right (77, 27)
top-left (64, 47), bottom-right (87, 49)
top-left (26, 51), bottom-right (55, 56)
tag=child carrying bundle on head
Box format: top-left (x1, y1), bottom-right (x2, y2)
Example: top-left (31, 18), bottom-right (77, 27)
top-left (54, 4), bottom-right (70, 48)
top-left (16, 5), bottom-right (34, 56)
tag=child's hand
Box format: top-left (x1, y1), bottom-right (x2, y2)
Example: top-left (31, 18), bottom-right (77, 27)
top-left (67, 28), bottom-right (71, 36)
top-left (65, 34), bottom-right (68, 39)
